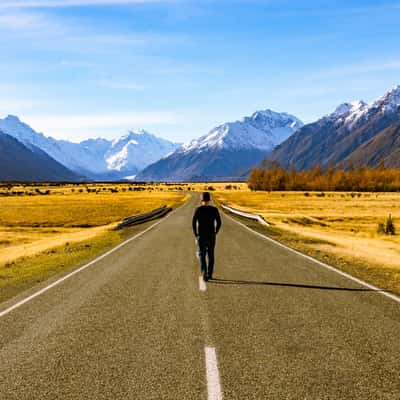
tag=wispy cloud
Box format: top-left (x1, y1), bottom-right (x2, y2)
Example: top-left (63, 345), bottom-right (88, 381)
top-left (64, 32), bottom-right (190, 50)
top-left (0, 0), bottom-right (177, 8)
top-left (0, 10), bottom-right (48, 30)
top-left (313, 60), bottom-right (400, 80)
top-left (0, 7), bottom-right (190, 53)
top-left (265, 2), bottom-right (400, 18)
top-left (25, 111), bottom-right (181, 129)
top-left (97, 79), bottom-right (145, 91)
top-left (0, 98), bottom-right (46, 117)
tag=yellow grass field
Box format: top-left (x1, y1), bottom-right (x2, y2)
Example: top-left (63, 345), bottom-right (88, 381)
top-left (0, 183), bottom-right (189, 302)
top-left (213, 189), bottom-right (400, 294)
top-left (3, 181), bottom-right (398, 300)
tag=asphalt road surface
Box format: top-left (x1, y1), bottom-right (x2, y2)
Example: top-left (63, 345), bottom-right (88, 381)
top-left (0, 194), bottom-right (399, 399)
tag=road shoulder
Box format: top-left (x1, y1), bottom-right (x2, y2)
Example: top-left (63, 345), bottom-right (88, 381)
top-left (219, 208), bottom-right (400, 300)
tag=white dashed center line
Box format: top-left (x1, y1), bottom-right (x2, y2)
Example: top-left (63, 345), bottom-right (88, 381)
top-left (199, 275), bottom-right (207, 292)
top-left (205, 346), bottom-right (223, 400)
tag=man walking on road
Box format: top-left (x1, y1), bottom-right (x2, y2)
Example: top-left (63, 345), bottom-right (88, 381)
top-left (192, 192), bottom-right (222, 282)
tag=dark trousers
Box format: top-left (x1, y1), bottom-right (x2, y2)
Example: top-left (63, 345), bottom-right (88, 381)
top-left (197, 235), bottom-right (216, 277)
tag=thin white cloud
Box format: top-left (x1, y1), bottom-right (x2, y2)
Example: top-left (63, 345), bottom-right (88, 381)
top-left (0, 8), bottom-right (190, 53)
top-left (65, 32), bottom-right (189, 49)
top-left (0, 0), bottom-right (176, 8)
top-left (25, 111), bottom-right (181, 128)
top-left (0, 11), bottom-right (48, 30)
top-left (0, 99), bottom-right (45, 114)
top-left (265, 2), bottom-right (400, 18)
top-left (312, 60), bottom-right (400, 80)
top-left (97, 80), bottom-right (145, 90)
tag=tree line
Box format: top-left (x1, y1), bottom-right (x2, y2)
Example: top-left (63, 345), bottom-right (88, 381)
top-left (248, 160), bottom-right (400, 192)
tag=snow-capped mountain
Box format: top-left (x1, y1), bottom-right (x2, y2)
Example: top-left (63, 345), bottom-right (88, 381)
top-left (0, 115), bottom-right (180, 180)
top-left (0, 129), bottom-right (80, 182)
top-left (183, 110), bottom-right (303, 153)
top-left (373, 85), bottom-right (400, 113)
top-left (267, 85), bottom-right (400, 169)
top-left (105, 130), bottom-right (180, 173)
top-left (324, 85), bottom-right (400, 128)
top-left (0, 116), bottom-right (109, 177)
top-left (136, 109), bottom-right (303, 181)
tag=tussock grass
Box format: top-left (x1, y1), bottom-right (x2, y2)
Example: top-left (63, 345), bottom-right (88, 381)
top-left (0, 191), bottom-right (188, 227)
top-left (214, 190), bottom-right (400, 295)
top-left (0, 231), bottom-right (122, 303)
top-left (0, 184), bottom-right (189, 302)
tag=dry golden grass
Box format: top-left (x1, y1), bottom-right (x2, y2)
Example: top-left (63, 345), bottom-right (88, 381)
top-left (0, 225), bottom-right (111, 265)
top-left (214, 189), bottom-right (400, 292)
top-left (0, 187), bottom-right (188, 260)
top-left (0, 231), bottom-right (123, 303)
top-left (0, 189), bottom-right (188, 227)
top-left (0, 184), bottom-right (189, 302)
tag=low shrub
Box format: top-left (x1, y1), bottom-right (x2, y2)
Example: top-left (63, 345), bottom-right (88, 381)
top-left (377, 222), bottom-right (386, 235)
top-left (386, 214), bottom-right (396, 235)
top-left (377, 214), bottom-right (396, 235)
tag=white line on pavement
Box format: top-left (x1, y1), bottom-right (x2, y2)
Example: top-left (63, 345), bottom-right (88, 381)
top-left (0, 204), bottom-right (186, 319)
top-left (205, 346), bottom-right (223, 400)
top-left (199, 275), bottom-right (207, 292)
top-left (225, 213), bottom-right (400, 304)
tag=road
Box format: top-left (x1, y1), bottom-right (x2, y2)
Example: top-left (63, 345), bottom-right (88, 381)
top-left (0, 194), bottom-right (399, 399)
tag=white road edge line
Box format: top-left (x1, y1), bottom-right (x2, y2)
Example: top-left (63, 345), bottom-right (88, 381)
top-left (205, 346), bottom-right (223, 400)
top-left (224, 212), bottom-right (400, 305)
top-left (0, 205), bottom-right (184, 319)
top-left (199, 275), bottom-right (207, 292)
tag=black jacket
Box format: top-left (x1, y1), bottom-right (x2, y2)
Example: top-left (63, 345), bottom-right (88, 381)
top-left (192, 205), bottom-right (222, 237)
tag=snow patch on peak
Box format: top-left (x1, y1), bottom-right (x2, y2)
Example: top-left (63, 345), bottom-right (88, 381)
top-left (106, 143), bottom-right (131, 171)
top-left (182, 109), bottom-right (303, 153)
top-left (373, 85), bottom-right (400, 113)
top-left (326, 100), bottom-right (369, 128)
top-left (0, 114), bottom-right (48, 150)
top-left (332, 103), bottom-right (355, 118)
top-left (136, 128), bottom-right (149, 135)
top-left (326, 85), bottom-right (400, 129)
top-left (105, 129), bottom-right (180, 172)
top-left (384, 84), bottom-right (400, 98)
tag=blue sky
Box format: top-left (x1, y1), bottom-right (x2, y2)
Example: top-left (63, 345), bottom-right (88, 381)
top-left (1, 0), bottom-right (400, 143)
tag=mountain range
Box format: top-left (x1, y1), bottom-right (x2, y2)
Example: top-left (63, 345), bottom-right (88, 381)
top-left (0, 130), bottom-right (79, 182)
top-left (1, 85), bottom-right (400, 182)
top-left (136, 110), bottom-right (303, 181)
top-left (0, 115), bottom-right (180, 181)
top-left (266, 86), bottom-right (400, 169)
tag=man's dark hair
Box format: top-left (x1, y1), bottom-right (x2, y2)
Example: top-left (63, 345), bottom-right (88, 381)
top-left (202, 192), bottom-right (211, 202)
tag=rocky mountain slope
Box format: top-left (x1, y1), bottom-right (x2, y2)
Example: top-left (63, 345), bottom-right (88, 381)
top-left (136, 110), bottom-right (303, 181)
top-left (0, 130), bottom-right (80, 182)
top-left (266, 86), bottom-right (400, 169)
top-left (346, 121), bottom-right (400, 168)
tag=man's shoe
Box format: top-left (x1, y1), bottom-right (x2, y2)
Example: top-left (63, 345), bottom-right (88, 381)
top-left (203, 272), bottom-right (208, 282)
top-left (207, 275), bottom-right (213, 281)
